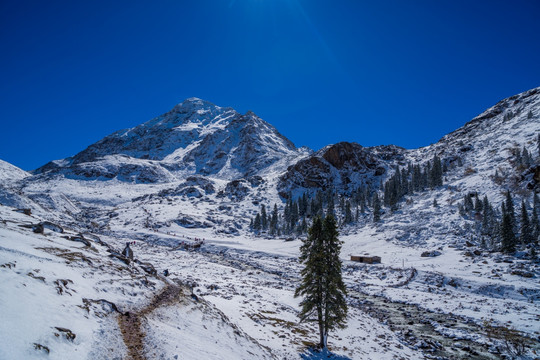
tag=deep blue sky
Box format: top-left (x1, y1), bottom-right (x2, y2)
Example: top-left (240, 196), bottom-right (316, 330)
top-left (1, 0), bottom-right (539, 170)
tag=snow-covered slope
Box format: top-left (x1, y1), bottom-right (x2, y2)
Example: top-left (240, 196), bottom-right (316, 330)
top-left (0, 205), bottom-right (275, 360)
top-left (0, 159), bottom-right (29, 183)
top-left (411, 86), bottom-right (540, 195)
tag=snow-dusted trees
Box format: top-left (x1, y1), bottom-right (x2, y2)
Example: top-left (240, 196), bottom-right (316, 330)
top-left (459, 190), bottom-right (540, 255)
top-left (295, 216), bottom-right (347, 350)
top-left (382, 156), bottom-right (443, 212)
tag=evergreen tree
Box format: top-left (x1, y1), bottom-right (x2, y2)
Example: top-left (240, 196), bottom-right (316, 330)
top-left (430, 155), bottom-right (443, 188)
top-left (270, 204), bottom-right (279, 236)
top-left (458, 203), bottom-right (466, 216)
top-left (310, 199), bottom-right (317, 218)
top-left (531, 206), bottom-right (540, 245)
top-left (373, 193), bottom-right (381, 222)
top-left (411, 165), bottom-right (420, 192)
top-left (530, 247), bottom-right (538, 261)
top-left (533, 192), bottom-right (540, 212)
top-left (527, 110), bottom-right (533, 119)
top-left (284, 200), bottom-right (291, 228)
top-left (433, 198), bottom-right (438, 207)
top-left (291, 200), bottom-right (299, 229)
top-left (514, 148), bottom-right (522, 166)
top-left (474, 197), bottom-right (483, 212)
top-left (301, 217), bottom-right (307, 233)
top-left (253, 213), bottom-right (262, 231)
top-left (359, 194), bottom-right (366, 214)
top-left (505, 191), bottom-right (516, 231)
top-left (520, 200), bottom-right (533, 245)
top-left (300, 192), bottom-right (308, 217)
top-left (344, 201), bottom-right (353, 224)
top-left (500, 204), bottom-right (516, 253)
top-left (463, 194), bottom-right (474, 212)
top-left (482, 196), bottom-right (494, 236)
top-left (295, 216), bottom-right (348, 350)
top-left (316, 191), bottom-right (324, 217)
top-left (400, 167), bottom-right (409, 196)
top-left (422, 164), bottom-right (429, 190)
top-left (261, 205), bottom-right (268, 231)
top-left (326, 195), bottom-right (335, 218)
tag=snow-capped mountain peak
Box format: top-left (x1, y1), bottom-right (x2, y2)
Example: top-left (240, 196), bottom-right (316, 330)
top-left (34, 99), bottom-right (303, 182)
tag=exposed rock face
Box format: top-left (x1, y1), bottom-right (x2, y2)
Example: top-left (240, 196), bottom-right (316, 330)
top-left (122, 243), bottom-right (134, 260)
top-left (278, 142), bottom-right (404, 196)
top-left (321, 142), bottom-right (377, 170)
top-left (34, 98), bottom-right (300, 182)
top-left (158, 176), bottom-right (216, 198)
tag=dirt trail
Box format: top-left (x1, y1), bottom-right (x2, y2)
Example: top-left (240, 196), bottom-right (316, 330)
top-left (118, 282), bottom-right (187, 360)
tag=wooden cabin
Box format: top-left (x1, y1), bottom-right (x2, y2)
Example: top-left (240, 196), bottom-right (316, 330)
top-left (351, 255), bottom-right (381, 264)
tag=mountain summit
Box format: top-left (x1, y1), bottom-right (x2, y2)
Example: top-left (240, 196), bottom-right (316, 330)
top-left (35, 99), bottom-right (301, 182)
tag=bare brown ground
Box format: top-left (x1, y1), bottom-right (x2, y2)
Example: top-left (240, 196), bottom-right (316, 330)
top-left (118, 283), bottom-right (186, 360)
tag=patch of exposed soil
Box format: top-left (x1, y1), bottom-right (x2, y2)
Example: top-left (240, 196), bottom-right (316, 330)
top-left (118, 283), bottom-right (186, 360)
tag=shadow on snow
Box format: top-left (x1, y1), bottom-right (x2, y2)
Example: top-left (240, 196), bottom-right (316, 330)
top-left (300, 348), bottom-right (352, 360)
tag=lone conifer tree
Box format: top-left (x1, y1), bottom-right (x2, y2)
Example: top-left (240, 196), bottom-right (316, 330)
top-left (295, 216), bottom-right (347, 349)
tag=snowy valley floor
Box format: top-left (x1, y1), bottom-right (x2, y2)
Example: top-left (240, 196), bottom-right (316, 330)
top-left (1, 204), bottom-right (539, 359)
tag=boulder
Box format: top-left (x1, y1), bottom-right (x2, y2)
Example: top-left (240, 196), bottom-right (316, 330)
top-left (421, 250), bottom-right (441, 257)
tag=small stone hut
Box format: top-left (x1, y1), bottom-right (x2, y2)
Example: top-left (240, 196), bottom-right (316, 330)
top-left (350, 255), bottom-right (381, 264)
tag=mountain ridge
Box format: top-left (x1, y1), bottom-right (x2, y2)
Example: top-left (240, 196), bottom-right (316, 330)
top-left (33, 98), bottom-right (301, 182)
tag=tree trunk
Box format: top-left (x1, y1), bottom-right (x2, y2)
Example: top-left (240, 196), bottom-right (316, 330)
top-left (318, 307), bottom-right (325, 349)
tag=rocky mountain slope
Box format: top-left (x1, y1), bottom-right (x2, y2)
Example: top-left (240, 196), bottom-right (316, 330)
top-left (278, 142), bottom-right (404, 197)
